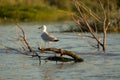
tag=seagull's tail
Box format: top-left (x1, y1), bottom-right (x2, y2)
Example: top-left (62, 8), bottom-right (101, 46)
top-left (53, 39), bottom-right (59, 42)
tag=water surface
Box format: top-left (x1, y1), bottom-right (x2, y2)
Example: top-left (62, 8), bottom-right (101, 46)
top-left (0, 22), bottom-right (120, 80)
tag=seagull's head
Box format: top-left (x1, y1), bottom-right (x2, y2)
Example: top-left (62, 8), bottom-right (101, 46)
top-left (38, 25), bottom-right (47, 32)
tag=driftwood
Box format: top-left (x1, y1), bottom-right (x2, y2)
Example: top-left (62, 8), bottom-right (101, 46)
top-left (38, 47), bottom-right (84, 62)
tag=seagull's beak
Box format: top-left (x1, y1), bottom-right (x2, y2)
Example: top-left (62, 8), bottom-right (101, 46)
top-left (38, 26), bottom-right (41, 29)
top-left (38, 26), bottom-right (42, 33)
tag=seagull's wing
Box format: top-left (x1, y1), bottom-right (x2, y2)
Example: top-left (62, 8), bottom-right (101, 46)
top-left (41, 32), bottom-right (59, 42)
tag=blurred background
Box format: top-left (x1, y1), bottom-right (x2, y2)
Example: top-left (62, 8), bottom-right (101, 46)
top-left (0, 0), bottom-right (120, 32)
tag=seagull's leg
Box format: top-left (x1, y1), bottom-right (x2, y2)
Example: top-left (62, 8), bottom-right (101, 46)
top-left (48, 42), bottom-right (50, 48)
top-left (44, 42), bottom-right (46, 48)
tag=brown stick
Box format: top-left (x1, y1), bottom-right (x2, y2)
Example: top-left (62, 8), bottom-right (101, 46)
top-left (38, 47), bottom-right (84, 62)
top-left (16, 24), bottom-right (33, 52)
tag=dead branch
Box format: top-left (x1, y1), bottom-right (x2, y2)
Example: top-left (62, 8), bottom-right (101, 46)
top-left (76, 2), bottom-right (103, 48)
top-left (74, 0), bottom-right (102, 23)
top-left (5, 46), bottom-right (23, 53)
top-left (38, 47), bottom-right (84, 62)
top-left (98, 0), bottom-right (110, 52)
top-left (73, 0), bottom-right (110, 52)
top-left (16, 24), bottom-right (33, 52)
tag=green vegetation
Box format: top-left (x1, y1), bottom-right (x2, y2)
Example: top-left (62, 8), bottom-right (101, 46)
top-left (0, 5), bottom-right (69, 22)
top-left (0, 0), bottom-right (120, 32)
top-left (0, 0), bottom-right (72, 23)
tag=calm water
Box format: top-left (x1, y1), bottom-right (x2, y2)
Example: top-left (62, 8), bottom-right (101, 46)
top-left (0, 22), bottom-right (120, 80)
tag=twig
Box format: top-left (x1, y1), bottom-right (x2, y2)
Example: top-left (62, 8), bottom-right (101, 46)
top-left (16, 24), bottom-right (33, 52)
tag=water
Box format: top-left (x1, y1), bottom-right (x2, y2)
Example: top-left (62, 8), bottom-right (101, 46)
top-left (0, 22), bottom-right (120, 80)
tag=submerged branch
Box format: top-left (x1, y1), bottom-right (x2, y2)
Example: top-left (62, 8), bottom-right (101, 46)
top-left (38, 47), bottom-right (84, 62)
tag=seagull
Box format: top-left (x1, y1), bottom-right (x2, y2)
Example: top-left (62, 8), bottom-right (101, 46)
top-left (38, 25), bottom-right (59, 48)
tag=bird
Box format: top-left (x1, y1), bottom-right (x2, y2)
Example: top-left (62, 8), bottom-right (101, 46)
top-left (38, 25), bottom-right (59, 48)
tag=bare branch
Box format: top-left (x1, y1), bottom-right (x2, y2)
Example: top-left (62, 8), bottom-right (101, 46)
top-left (73, 0), bottom-right (111, 52)
top-left (16, 24), bottom-right (33, 52)
top-left (74, 0), bottom-right (102, 22)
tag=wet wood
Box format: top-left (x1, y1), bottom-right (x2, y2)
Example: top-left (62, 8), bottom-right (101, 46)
top-left (38, 47), bottom-right (84, 62)
top-left (45, 56), bottom-right (74, 62)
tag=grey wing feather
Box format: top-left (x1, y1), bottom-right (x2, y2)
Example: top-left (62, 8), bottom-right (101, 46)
top-left (41, 32), bottom-right (57, 42)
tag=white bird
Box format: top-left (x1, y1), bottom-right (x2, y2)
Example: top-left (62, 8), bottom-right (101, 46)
top-left (38, 25), bottom-right (59, 48)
